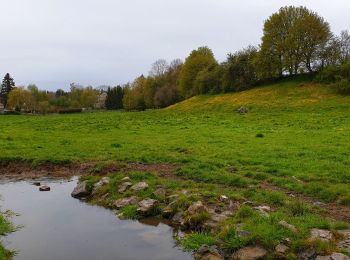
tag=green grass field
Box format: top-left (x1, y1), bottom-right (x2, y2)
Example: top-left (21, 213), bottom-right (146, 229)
top-left (1, 78), bottom-right (349, 204)
top-left (1, 77), bottom-right (350, 257)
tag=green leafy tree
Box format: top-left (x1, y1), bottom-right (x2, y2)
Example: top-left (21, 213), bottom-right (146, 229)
top-left (0, 73), bottom-right (15, 107)
top-left (259, 6), bottom-right (331, 76)
top-left (178, 47), bottom-right (217, 98)
top-left (222, 46), bottom-right (258, 92)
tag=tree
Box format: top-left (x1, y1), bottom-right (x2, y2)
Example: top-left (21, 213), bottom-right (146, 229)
top-left (222, 46), bottom-right (258, 92)
top-left (7, 87), bottom-right (34, 112)
top-left (123, 75), bottom-right (146, 110)
top-left (0, 73), bottom-right (15, 107)
top-left (339, 30), bottom-right (350, 63)
top-left (149, 59), bottom-right (168, 77)
top-left (178, 47), bottom-right (217, 98)
top-left (105, 86), bottom-right (124, 110)
top-left (194, 64), bottom-right (224, 94)
top-left (259, 6), bottom-right (331, 76)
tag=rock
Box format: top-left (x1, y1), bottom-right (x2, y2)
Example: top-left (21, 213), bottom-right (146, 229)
top-left (172, 212), bottom-right (185, 225)
top-left (310, 229), bottom-right (333, 242)
top-left (137, 198), bottom-right (157, 215)
top-left (162, 206), bottom-right (173, 218)
top-left (253, 206), bottom-right (270, 217)
top-left (313, 201), bottom-right (326, 207)
top-left (338, 230), bottom-right (350, 239)
top-left (153, 187), bottom-right (166, 199)
top-left (232, 246), bottom-right (267, 260)
top-left (116, 213), bottom-right (125, 220)
top-left (114, 196), bottom-right (138, 209)
top-left (92, 177), bottom-right (110, 194)
top-left (194, 245), bottom-right (224, 260)
top-left (253, 205), bottom-right (271, 212)
top-left (39, 185), bottom-right (50, 191)
top-left (122, 176), bottom-right (131, 181)
top-left (278, 220), bottom-right (298, 233)
top-left (337, 240), bottom-right (350, 253)
top-left (71, 181), bottom-right (91, 198)
top-left (330, 253), bottom-right (350, 260)
top-left (275, 244), bottom-right (289, 254)
top-left (187, 201), bottom-right (208, 215)
top-left (33, 182), bottom-right (41, 186)
top-left (298, 248), bottom-right (317, 260)
top-left (237, 107), bottom-right (249, 114)
top-left (205, 210), bottom-right (233, 231)
top-left (219, 195), bottom-right (229, 202)
top-left (131, 182), bottom-right (148, 191)
top-left (316, 253), bottom-right (350, 260)
top-left (118, 182), bottom-right (132, 193)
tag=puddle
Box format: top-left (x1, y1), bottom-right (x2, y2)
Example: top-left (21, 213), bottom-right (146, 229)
top-left (0, 178), bottom-right (192, 260)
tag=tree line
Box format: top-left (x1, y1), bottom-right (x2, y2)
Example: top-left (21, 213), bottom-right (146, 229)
top-left (1, 6), bottom-right (350, 113)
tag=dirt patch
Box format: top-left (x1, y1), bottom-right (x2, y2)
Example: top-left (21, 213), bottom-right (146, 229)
top-left (0, 160), bottom-right (177, 180)
top-left (262, 182), bottom-right (350, 224)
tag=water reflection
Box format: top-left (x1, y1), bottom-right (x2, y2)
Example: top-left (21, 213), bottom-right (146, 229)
top-left (0, 178), bottom-right (192, 260)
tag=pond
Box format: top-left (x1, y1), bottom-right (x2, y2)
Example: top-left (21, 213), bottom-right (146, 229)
top-left (0, 178), bottom-right (192, 260)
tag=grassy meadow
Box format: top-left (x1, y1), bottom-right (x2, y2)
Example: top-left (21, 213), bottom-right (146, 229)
top-left (1, 78), bottom-right (350, 204)
top-left (1, 77), bottom-right (350, 257)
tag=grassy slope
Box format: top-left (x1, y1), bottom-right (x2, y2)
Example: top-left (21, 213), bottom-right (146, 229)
top-left (0, 78), bottom-right (349, 205)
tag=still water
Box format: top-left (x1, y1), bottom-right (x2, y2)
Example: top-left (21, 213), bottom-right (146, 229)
top-left (0, 178), bottom-right (192, 260)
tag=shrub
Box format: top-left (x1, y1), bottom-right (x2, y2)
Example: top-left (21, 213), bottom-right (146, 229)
top-left (332, 78), bottom-right (350, 96)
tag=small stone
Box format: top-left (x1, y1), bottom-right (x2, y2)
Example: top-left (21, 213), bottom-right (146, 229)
top-left (219, 195), bottom-right (229, 202)
top-left (172, 212), bottom-right (185, 225)
top-left (162, 206), bottom-right (173, 218)
top-left (137, 198), bottom-right (157, 215)
top-left (33, 182), bottom-right (41, 186)
top-left (316, 253), bottom-right (350, 260)
top-left (92, 177), bottom-right (110, 194)
top-left (313, 201), bottom-right (326, 207)
top-left (39, 185), bottom-right (50, 191)
top-left (330, 253), bottom-right (350, 260)
top-left (153, 187), bottom-right (166, 199)
top-left (237, 106), bottom-right (249, 114)
top-left (71, 181), bottom-right (91, 198)
top-left (253, 205), bottom-right (270, 217)
top-left (131, 182), bottom-right (148, 191)
top-left (122, 176), bottom-right (131, 181)
top-left (117, 213), bottom-right (125, 220)
top-left (232, 246), bottom-right (267, 260)
top-left (253, 205), bottom-right (271, 212)
top-left (278, 220), bottom-right (298, 233)
top-left (298, 248), bottom-right (317, 260)
top-left (187, 201), bottom-right (208, 215)
top-left (114, 196), bottom-right (138, 209)
top-left (338, 230), bottom-right (350, 239)
top-left (275, 244), bottom-right (289, 254)
top-left (310, 229), bottom-right (333, 242)
top-left (337, 239), bottom-right (350, 253)
top-left (194, 245), bottom-right (223, 260)
top-left (118, 182), bottom-right (132, 193)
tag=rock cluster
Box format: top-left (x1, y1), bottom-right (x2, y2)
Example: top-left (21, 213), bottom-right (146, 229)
top-left (71, 181), bottom-right (91, 198)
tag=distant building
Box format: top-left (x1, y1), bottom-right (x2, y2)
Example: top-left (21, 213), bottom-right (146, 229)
top-left (95, 92), bottom-right (107, 109)
top-left (0, 102), bottom-right (4, 113)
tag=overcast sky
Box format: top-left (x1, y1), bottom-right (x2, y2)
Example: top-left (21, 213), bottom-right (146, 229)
top-left (0, 0), bottom-right (349, 91)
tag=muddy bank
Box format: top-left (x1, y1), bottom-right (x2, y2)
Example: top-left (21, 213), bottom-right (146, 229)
top-left (0, 160), bottom-right (176, 179)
